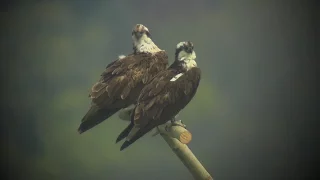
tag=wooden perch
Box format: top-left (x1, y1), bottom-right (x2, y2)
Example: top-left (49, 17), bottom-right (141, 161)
top-left (118, 106), bottom-right (213, 180)
top-left (157, 120), bottom-right (192, 144)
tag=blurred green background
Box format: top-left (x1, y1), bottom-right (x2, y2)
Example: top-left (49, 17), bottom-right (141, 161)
top-left (1, 0), bottom-right (316, 179)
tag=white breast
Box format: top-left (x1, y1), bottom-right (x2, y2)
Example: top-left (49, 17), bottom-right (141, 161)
top-left (184, 59), bottom-right (197, 71)
top-left (170, 73), bottom-right (184, 81)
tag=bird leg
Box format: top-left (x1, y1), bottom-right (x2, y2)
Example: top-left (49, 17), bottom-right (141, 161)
top-left (152, 114), bottom-right (187, 137)
top-left (166, 114), bottom-right (187, 131)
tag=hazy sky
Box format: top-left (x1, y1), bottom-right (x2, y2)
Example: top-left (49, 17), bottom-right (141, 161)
top-left (1, 0), bottom-right (316, 179)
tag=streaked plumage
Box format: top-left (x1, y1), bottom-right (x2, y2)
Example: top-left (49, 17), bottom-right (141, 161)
top-left (116, 41), bottom-right (201, 151)
top-left (78, 24), bottom-right (168, 134)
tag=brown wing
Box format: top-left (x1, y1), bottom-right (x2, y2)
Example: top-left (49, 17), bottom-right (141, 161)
top-left (126, 67), bottom-right (201, 144)
top-left (89, 51), bottom-right (168, 108)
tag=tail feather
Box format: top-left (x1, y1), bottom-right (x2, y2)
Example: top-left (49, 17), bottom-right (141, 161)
top-left (78, 106), bottom-right (120, 134)
top-left (120, 140), bottom-right (133, 151)
top-left (119, 125), bottom-right (154, 151)
top-left (116, 122), bottom-right (134, 143)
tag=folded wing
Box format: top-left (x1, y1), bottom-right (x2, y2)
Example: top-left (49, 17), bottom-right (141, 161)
top-left (119, 67), bottom-right (201, 150)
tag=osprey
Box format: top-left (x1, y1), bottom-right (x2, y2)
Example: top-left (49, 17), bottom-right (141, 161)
top-left (116, 41), bottom-right (201, 151)
top-left (78, 24), bottom-right (168, 134)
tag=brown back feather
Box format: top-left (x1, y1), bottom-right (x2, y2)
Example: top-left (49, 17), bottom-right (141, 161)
top-left (89, 51), bottom-right (168, 109)
top-left (130, 67), bottom-right (201, 141)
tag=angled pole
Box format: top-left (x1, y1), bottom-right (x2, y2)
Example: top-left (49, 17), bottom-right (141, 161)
top-left (118, 107), bottom-right (213, 180)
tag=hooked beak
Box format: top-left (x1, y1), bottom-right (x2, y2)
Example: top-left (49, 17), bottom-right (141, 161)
top-left (186, 47), bottom-right (193, 53)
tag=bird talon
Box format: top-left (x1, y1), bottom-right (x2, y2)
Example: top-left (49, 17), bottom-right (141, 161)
top-left (170, 119), bottom-right (187, 129)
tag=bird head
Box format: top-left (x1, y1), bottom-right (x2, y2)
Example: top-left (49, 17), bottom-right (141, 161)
top-left (132, 24), bottom-right (151, 41)
top-left (131, 24), bottom-right (161, 53)
top-left (175, 41), bottom-right (196, 61)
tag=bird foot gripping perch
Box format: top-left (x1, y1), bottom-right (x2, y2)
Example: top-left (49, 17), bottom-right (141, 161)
top-left (169, 114), bottom-right (187, 128)
top-left (152, 115), bottom-right (186, 137)
top-left (158, 116), bottom-right (191, 145)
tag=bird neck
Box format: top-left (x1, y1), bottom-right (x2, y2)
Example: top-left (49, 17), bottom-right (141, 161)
top-left (133, 35), bottom-right (161, 54)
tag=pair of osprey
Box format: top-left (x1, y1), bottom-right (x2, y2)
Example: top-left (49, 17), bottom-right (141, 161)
top-left (78, 24), bottom-right (201, 151)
